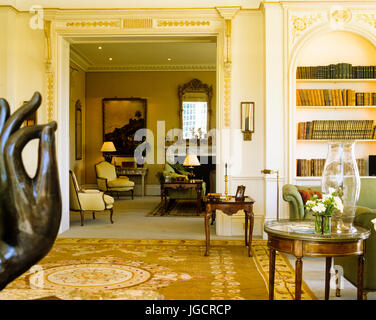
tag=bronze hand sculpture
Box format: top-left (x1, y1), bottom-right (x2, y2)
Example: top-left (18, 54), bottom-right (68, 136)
top-left (0, 92), bottom-right (61, 290)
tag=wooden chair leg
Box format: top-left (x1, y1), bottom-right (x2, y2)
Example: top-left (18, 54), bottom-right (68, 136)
top-left (92, 211), bottom-right (96, 220)
top-left (110, 208), bottom-right (114, 224)
top-left (131, 189), bottom-right (134, 200)
top-left (80, 210), bottom-right (84, 226)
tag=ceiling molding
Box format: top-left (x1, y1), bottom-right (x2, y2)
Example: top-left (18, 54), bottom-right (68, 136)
top-left (85, 64), bottom-right (216, 72)
top-left (69, 47), bottom-right (92, 71)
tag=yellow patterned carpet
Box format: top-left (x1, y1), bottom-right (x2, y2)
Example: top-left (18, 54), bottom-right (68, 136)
top-left (0, 239), bottom-right (316, 300)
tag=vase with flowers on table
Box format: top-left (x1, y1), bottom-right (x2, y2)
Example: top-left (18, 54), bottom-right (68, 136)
top-left (305, 188), bottom-right (344, 235)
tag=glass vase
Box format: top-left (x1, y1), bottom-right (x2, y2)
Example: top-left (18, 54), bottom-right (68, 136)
top-left (322, 141), bottom-right (361, 233)
top-left (314, 214), bottom-right (331, 235)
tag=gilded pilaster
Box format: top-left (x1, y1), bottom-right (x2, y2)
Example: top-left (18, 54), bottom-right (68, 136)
top-left (216, 7), bottom-right (240, 128)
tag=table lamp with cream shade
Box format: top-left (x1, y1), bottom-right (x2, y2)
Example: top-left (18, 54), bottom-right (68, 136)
top-left (101, 141), bottom-right (116, 163)
top-left (183, 154), bottom-right (200, 179)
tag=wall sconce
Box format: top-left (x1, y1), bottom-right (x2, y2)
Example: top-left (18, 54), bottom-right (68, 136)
top-left (241, 102), bottom-right (254, 141)
top-left (261, 169), bottom-right (280, 220)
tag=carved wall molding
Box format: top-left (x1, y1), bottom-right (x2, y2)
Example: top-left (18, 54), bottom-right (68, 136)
top-left (156, 19), bottom-right (210, 27)
top-left (329, 7), bottom-right (352, 26)
top-left (86, 64), bottom-right (216, 72)
top-left (289, 11), bottom-right (325, 51)
top-left (63, 20), bottom-right (121, 28)
top-left (354, 13), bottom-right (376, 30)
top-left (216, 7), bottom-right (240, 128)
top-left (123, 18), bottom-right (153, 29)
top-left (223, 62), bottom-right (231, 127)
top-left (46, 72), bottom-right (54, 122)
top-left (288, 7), bottom-right (376, 56)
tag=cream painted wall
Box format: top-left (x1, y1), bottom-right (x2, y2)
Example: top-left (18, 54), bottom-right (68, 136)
top-left (229, 11), bottom-right (266, 220)
top-left (0, 8), bottom-right (45, 177)
top-left (69, 62), bottom-right (86, 184)
top-left (85, 71), bottom-right (216, 186)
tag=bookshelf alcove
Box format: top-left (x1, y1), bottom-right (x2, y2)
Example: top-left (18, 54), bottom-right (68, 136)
top-left (293, 30), bottom-right (376, 185)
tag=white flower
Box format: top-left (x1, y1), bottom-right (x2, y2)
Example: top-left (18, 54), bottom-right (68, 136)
top-left (328, 187), bottom-right (337, 195)
top-left (312, 202), bottom-right (326, 213)
top-left (334, 196), bottom-right (344, 212)
top-left (372, 218), bottom-right (376, 232)
top-left (306, 200), bottom-right (315, 206)
top-left (322, 193), bottom-right (331, 200)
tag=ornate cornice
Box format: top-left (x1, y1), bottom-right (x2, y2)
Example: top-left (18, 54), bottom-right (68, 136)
top-left (84, 64), bottom-right (216, 72)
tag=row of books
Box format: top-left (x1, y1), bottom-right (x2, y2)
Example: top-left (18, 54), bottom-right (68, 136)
top-left (297, 120), bottom-right (376, 140)
top-left (296, 158), bottom-right (367, 176)
top-left (296, 159), bottom-right (326, 177)
top-left (297, 63), bottom-right (376, 79)
top-left (296, 89), bottom-right (376, 106)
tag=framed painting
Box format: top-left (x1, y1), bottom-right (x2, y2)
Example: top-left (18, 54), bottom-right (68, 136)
top-left (102, 98), bottom-right (147, 156)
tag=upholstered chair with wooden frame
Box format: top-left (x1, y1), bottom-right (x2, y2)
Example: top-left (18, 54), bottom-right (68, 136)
top-left (69, 170), bottom-right (114, 226)
top-left (95, 161), bottom-right (135, 199)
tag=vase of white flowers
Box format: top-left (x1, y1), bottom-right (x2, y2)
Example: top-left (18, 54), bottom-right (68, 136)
top-left (305, 188), bottom-right (344, 235)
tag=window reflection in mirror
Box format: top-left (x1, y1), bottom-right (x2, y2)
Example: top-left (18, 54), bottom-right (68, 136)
top-left (182, 101), bottom-right (208, 139)
top-left (178, 79), bottom-right (213, 141)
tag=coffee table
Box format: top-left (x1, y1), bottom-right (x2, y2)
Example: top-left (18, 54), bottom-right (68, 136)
top-left (204, 196), bottom-right (255, 257)
top-left (264, 219), bottom-right (371, 300)
top-left (160, 181), bottom-right (202, 214)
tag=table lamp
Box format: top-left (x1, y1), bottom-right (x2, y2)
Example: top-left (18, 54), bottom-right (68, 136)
top-left (183, 154), bottom-right (200, 179)
top-left (101, 141), bottom-right (116, 163)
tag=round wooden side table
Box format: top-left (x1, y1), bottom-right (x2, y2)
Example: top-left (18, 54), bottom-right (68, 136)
top-left (264, 219), bottom-right (370, 300)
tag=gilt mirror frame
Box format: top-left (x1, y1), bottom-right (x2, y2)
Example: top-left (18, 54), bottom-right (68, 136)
top-left (178, 78), bottom-right (213, 140)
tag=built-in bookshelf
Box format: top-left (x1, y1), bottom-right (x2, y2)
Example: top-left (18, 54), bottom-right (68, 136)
top-left (295, 71), bottom-right (376, 180)
top-left (292, 31), bottom-right (376, 184)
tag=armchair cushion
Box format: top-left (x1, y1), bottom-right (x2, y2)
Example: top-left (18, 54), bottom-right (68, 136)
top-left (107, 178), bottom-right (135, 189)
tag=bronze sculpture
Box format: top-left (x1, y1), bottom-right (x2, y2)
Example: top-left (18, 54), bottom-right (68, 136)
top-left (0, 92), bottom-right (61, 290)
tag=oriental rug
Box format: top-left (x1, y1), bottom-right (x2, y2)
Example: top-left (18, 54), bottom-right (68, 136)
top-left (0, 239), bottom-right (316, 300)
top-left (147, 200), bottom-right (206, 217)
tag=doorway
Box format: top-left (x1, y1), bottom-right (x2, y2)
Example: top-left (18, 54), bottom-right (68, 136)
top-left (63, 34), bottom-right (220, 233)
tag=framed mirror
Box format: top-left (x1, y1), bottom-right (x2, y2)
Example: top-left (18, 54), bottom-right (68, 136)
top-left (241, 102), bottom-right (255, 141)
top-left (178, 79), bottom-right (213, 140)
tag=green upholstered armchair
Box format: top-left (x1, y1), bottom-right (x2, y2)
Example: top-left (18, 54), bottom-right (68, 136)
top-left (282, 178), bottom-right (376, 298)
top-left (161, 163), bottom-right (206, 200)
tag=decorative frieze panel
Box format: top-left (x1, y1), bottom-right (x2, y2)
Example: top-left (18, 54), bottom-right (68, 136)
top-left (288, 7), bottom-right (376, 57)
top-left (123, 18), bottom-right (153, 29)
top-left (329, 7), bottom-right (352, 25)
top-left (354, 13), bottom-right (376, 31)
top-left (55, 20), bottom-right (122, 29)
top-left (289, 11), bottom-right (325, 51)
top-left (156, 19), bottom-right (210, 28)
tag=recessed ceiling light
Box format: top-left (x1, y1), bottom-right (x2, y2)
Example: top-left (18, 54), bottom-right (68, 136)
top-left (167, 58), bottom-right (172, 61)
top-left (98, 46), bottom-right (102, 50)
top-left (109, 57), bottom-right (113, 61)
